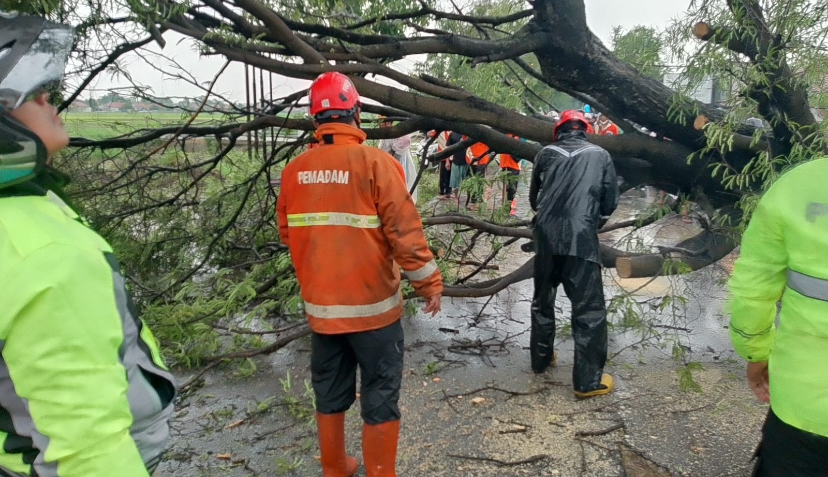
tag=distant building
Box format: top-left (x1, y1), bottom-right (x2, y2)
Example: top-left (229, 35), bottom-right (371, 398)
top-left (98, 102), bottom-right (125, 112)
top-left (133, 103), bottom-right (154, 112)
top-left (68, 101), bottom-right (92, 113)
top-left (664, 73), bottom-right (730, 105)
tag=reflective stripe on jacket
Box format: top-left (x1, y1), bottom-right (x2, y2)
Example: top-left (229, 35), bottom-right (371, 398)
top-left (277, 123), bottom-right (443, 334)
top-left (729, 157), bottom-right (828, 438)
top-left (529, 131), bottom-right (619, 263)
top-left (466, 142), bottom-right (490, 165)
top-left (0, 183), bottom-right (176, 477)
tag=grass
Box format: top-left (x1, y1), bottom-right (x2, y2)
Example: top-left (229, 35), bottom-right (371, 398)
top-left (416, 167), bottom-right (440, 207)
top-left (64, 111), bottom-right (233, 140)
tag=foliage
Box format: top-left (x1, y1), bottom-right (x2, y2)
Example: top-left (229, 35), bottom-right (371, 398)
top-left (274, 456), bottom-right (304, 475)
top-left (0, 0), bottom-right (61, 13)
top-left (664, 0), bottom-right (828, 201)
top-left (280, 371), bottom-right (317, 425)
top-left (677, 362), bottom-right (704, 393)
top-left (281, 0), bottom-right (427, 35)
top-left (612, 25), bottom-right (665, 81)
top-left (61, 111), bottom-right (443, 368)
top-left (414, 0), bottom-right (579, 113)
top-left (60, 118), bottom-right (306, 367)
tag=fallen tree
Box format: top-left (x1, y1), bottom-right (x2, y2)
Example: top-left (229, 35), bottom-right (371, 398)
top-left (37, 0), bottom-right (828, 360)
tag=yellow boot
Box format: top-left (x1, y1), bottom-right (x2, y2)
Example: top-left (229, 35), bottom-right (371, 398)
top-left (574, 374), bottom-right (614, 400)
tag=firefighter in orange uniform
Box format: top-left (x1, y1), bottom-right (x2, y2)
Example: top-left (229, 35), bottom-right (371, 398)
top-left (276, 72), bottom-right (444, 477)
top-left (466, 141), bottom-right (492, 208)
top-left (499, 134), bottom-right (522, 214)
top-left (596, 114), bottom-right (620, 136)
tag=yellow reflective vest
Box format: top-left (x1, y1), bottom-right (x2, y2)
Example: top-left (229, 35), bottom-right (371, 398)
top-left (729, 157), bottom-right (828, 438)
top-left (0, 181), bottom-right (175, 476)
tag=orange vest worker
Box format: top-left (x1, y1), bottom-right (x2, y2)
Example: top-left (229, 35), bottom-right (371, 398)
top-left (466, 142), bottom-right (491, 165)
top-left (277, 122), bottom-right (442, 334)
top-left (499, 134), bottom-right (522, 171)
top-left (276, 71), bottom-right (443, 477)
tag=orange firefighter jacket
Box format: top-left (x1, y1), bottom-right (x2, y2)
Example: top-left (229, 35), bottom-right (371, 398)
top-left (466, 142), bottom-right (491, 166)
top-left (277, 123), bottom-right (444, 335)
top-left (598, 123), bottom-right (620, 136)
top-left (499, 134), bottom-right (521, 171)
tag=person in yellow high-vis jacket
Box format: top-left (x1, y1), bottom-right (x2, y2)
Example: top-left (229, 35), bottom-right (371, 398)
top-left (729, 157), bottom-right (828, 476)
top-left (0, 12), bottom-right (175, 477)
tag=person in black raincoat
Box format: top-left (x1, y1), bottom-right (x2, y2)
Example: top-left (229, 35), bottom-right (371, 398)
top-left (528, 109), bottom-right (620, 399)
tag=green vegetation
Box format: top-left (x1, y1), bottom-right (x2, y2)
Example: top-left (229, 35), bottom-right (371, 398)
top-left (58, 113), bottom-right (450, 370)
top-left (414, 0), bottom-right (580, 113)
top-left (64, 112), bottom-right (229, 140)
top-left (612, 26), bottom-right (666, 81)
top-left (280, 371), bottom-right (316, 426)
top-left (274, 456), bottom-right (304, 475)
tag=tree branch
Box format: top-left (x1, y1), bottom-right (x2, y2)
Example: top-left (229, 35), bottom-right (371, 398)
top-left (60, 35), bottom-right (158, 112)
top-left (615, 208), bottom-right (741, 278)
top-left (443, 257), bottom-right (534, 297)
top-left (692, 22), bottom-right (757, 60)
top-left (233, 0), bottom-right (327, 64)
top-left (345, 6), bottom-right (532, 30)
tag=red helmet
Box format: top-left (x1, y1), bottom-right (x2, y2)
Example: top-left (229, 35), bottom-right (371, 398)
top-left (553, 110), bottom-right (589, 141)
top-left (309, 72), bottom-right (360, 119)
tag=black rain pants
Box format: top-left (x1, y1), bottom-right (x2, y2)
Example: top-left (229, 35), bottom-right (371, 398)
top-left (530, 247), bottom-right (608, 393)
top-left (311, 320), bottom-right (404, 425)
top-left (439, 161), bottom-right (452, 196)
top-left (503, 169), bottom-right (520, 202)
top-left (752, 408), bottom-right (828, 477)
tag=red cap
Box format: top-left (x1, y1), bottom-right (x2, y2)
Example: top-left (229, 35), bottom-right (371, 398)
top-left (553, 110), bottom-right (590, 141)
top-left (309, 72), bottom-right (360, 119)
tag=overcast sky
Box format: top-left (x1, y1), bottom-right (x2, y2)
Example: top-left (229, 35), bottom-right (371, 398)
top-left (82, 1), bottom-right (692, 103)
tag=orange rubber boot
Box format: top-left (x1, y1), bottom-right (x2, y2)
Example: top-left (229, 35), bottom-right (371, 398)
top-left (317, 413), bottom-right (359, 477)
top-left (363, 420), bottom-right (400, 477)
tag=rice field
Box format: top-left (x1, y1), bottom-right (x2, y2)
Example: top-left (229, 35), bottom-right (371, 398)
top-left (63, 112), bottom-right (231, 140)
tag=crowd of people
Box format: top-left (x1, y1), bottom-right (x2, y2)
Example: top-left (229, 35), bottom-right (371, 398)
top-left (0, 10), bottom-right (825, 477)
top-left (425, 105), bottom-right (622, 215)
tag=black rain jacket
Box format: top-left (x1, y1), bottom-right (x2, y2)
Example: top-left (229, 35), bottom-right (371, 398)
top-left (529, 130), bottom-right (620, 263)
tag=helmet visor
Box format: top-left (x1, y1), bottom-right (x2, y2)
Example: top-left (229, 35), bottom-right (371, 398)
top-left (0, 23), bottom-right (74, 110)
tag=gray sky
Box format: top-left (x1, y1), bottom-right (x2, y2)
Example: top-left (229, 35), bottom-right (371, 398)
top-left (82, 1), bottom-right (691, 103)
top-left (585, 0), bottom-right (691, 44)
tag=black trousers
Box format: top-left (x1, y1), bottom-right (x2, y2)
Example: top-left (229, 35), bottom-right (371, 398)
top-left (439, 161), bottom-right (452, 195)
top-left (530, 249), bottom-right (608, 392)
top-left (752, 408), bottom-right (828, 476)
top-left (311, 320), bottom-right (404, 425)
top-left (503, 169), bottom-right (520, 202)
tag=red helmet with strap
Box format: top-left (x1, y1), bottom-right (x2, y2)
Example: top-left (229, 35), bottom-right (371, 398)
top-left (309, 72), bottom-right (360, 119)
top-left (553, 110), bottom-right (589, 141)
